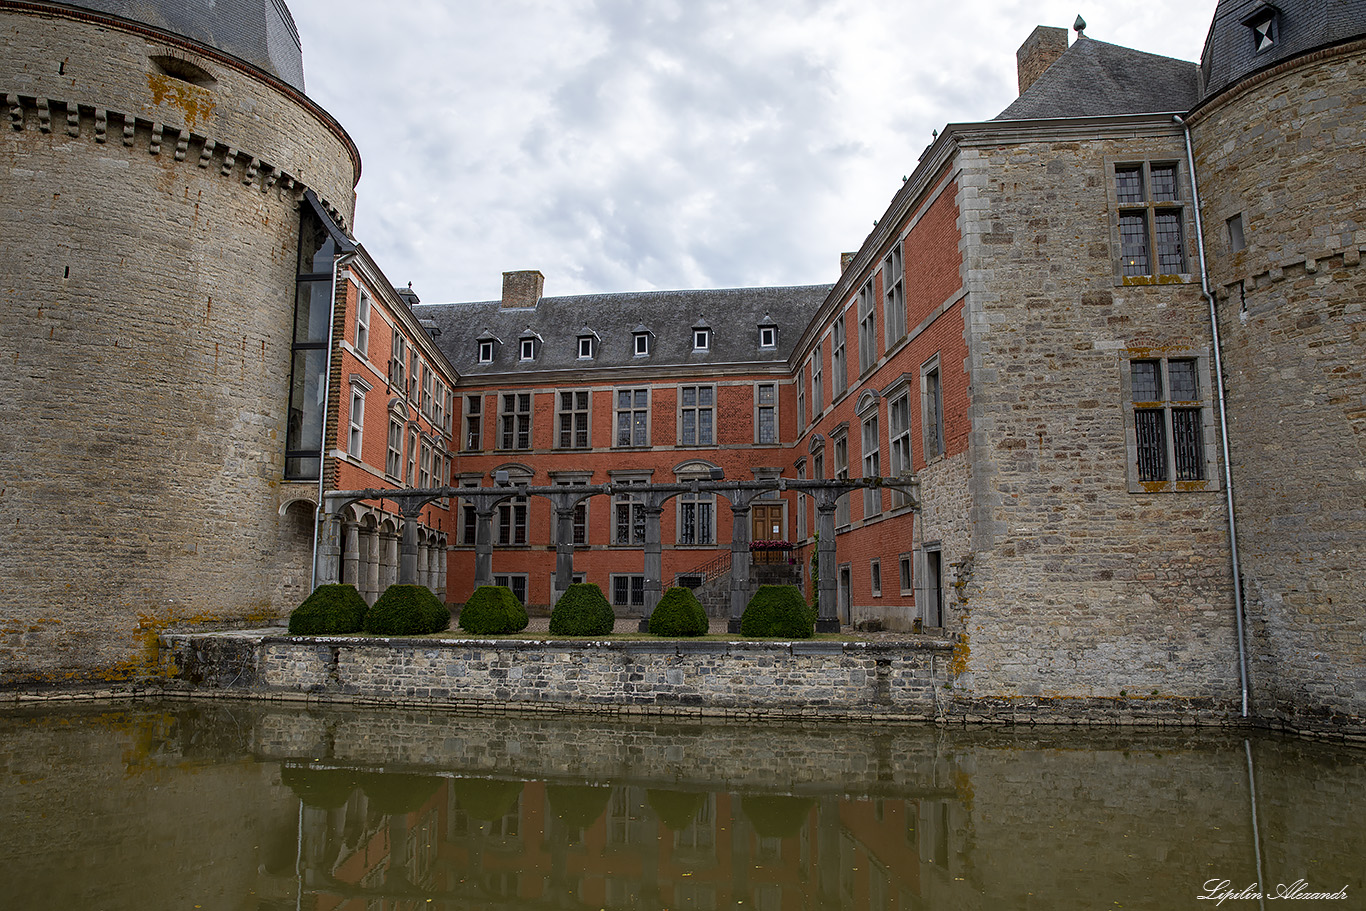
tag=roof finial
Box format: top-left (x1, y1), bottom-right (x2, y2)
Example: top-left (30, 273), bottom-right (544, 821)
top-left (1074, 14), bottom-right (1086, 37)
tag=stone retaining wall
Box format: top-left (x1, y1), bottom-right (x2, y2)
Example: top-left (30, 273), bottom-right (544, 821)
top-left (157, 631), bottom-right (1244, 726)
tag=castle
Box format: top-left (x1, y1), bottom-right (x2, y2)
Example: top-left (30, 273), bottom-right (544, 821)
top-left (1, 0), bottom-right (1362, 733)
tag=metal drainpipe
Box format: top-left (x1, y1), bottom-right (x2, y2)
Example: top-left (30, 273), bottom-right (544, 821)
top-left (309, 251), bottom-right (356, 592)
top-left (1177, 114), bottom-right (1250, 719)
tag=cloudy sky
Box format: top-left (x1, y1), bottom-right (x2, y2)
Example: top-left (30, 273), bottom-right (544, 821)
top-left (287, 1), bottom-right (1218, 303)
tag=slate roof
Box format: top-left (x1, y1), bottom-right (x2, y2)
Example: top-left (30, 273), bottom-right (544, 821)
top-left (995, 36), bottom-right (1199, 120)
top-left (47, 0), bottom-right (306, 90)
top-left (1199, 0), bottom-right (1366, 102)
top-left (415, 285), bottom-right (832, 377)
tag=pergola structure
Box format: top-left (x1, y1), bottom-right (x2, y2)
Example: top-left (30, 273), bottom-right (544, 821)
top-left (318, 473), bottom-right (920, 633)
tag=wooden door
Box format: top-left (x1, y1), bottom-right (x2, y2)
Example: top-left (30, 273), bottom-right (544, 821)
top-left (751, 504), bottom-right (784, 541)
top-left (751, 503), bottom-right (786, 565)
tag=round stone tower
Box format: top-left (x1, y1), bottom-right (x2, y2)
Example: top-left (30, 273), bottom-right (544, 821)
top-left (0, 0), bottom-right (360, 682)
top-left (1189, 0), bottom-right (1366, 729)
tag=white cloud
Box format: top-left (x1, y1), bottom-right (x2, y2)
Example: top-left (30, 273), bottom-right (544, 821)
top-left (288, 0), bottom-right (1218, 302)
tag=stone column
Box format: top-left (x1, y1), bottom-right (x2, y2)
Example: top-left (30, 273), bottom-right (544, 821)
top-left (399, 513), bottom-right (419, 585)
top-left (379, 530), bottom-right (399, 592)
top-left (316, 512), bottom-right (343, 586)
top-left (363, 527), bottom-right (380, 603)
top-left (435, 543), bottom-right (447, 601)
top-left (343, 522), bottom-right (360, 589)
top-left (728, 503), bottom-right (752, 633)
top-left (554, 507), bottom-right (576, 601)
top-left (815, 500), bottom-right (839, 633)
top-left (639, 504), bottom-right (664, 632)
top-left (417, 539), bottom-right (430, 592)
top-left (474, 508), bottom-right (494, 588)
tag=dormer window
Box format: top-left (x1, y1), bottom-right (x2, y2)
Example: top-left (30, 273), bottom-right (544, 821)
top-left (475, 327), bottom-right (501, 364)
top-left (692, 316), bottom-right (711, 352)
top-left (1243, 4), bottom-right (1280, 54)
top-left (577, 325), bottom-right (599, 360)
top-left (518, 326), bottom-right (541, 362)
top-left (632, 323), bottom-right (652, 357)
top-left (760, 326), bottom-right (776, 349)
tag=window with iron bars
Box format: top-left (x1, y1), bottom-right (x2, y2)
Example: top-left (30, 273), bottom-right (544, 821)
top-left (1125, 355), bottom-right (1214, 491)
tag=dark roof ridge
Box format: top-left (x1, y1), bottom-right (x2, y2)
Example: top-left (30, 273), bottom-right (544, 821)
top-left (414, 282), bottom-right (835, 310)
top-left (995, 33), bottom-right (1199, 121)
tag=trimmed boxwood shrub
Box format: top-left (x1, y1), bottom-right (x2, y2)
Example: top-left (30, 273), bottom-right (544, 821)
top-left (459, 585), bottom-right (527, 635)
top-left (363, 584), bottom-right (451, 636)
top-left (288, 583), bottom-right (367, 635)
top-left (740, 584), bottom-right (814, 639)
top-left (648, 586), bottom-right (708, 637)
top-left (549, 582), bottom-right (615, 636)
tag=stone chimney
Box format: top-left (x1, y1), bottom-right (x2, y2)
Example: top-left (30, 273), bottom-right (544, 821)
top-left (840, 252), bottom-right (857, 273)
top-left (501, 270), bottom-right (544, 309)
top-left (1016, 25), bottom-right (1068, 95)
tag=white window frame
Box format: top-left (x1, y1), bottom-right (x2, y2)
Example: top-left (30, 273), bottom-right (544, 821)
top-left (354, 288), bottom-right (370, 359)
top-left (921, 355), bottom-right (944, 463)
top-left (499, 392), bottom-right (532, 451)
top-left (520, 337), bottom-right (535, 361)
top-left (693, 329), bottom-right (710, 351)
top-left (347, 385), bottom-right (366, 460)
top-left (857, 278), bottom-right (877, 375)
top-left (755, 382), bottom-right (777, 445)
top-left (883, 245), bottom-right (905, 345)
top-left (759, 325), bottom-right (776, 349)
top-left (578, 336), bottom-right (594, 359)
top-left (464, 393), bottom-right (483, 452)
top-left (679, 384), bottom-right (715, 446)
top-left (406, 426), bottom-right (419, 487)
top-left (556, 389), bottom-right (591, 450)
top-left (634, 333), bottom-right (650, 357)
top-left (478, 339), bottom-right (494, 364)
top-left (386, 416), bottom-right (404, 479)
top-left (812, 345), bottom-right (823, 414)
top-left (614, 387), bottom-right (650, 448)
top-left (888, 387), bottom-right (913, 509)
top-left (861, 412), bottom-right (881, 519)
top-left (870, 559), bottom-right (882, 598)
top-left (899, 553), bottom-right (914, 596)
top-left (831, 316), bottom-right (847, 398)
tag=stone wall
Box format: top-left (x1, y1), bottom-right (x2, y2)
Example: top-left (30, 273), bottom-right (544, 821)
top-left (159, 631), bottom-right (1247, 727)
top-left (955, 128), bottom-right (1241, 705)
top-left (0, 8), bottom-right (358, 683)
top-left (165, 633), bottom-right (955, 719)
top-left (1192, 41), bottom-right (1366, 730)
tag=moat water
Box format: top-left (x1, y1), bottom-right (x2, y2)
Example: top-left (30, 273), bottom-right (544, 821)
top-left (0, 701), bottom-right (1362, 911)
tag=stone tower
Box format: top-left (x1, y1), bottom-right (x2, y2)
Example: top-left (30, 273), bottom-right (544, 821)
top-left (0, 0), bottom-right (360, 682)
top-left (1190, 0), bottom-right (1366, 728)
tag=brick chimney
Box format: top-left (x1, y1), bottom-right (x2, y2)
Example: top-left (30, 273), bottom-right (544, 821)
top-left (501, 270), bottom-right (544, 309)
top-left (1016, 26), bottom-right (1068, 95)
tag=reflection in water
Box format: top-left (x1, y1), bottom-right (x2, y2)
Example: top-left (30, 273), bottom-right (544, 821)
top-left (0, 702), bottom-right (1362, 910)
